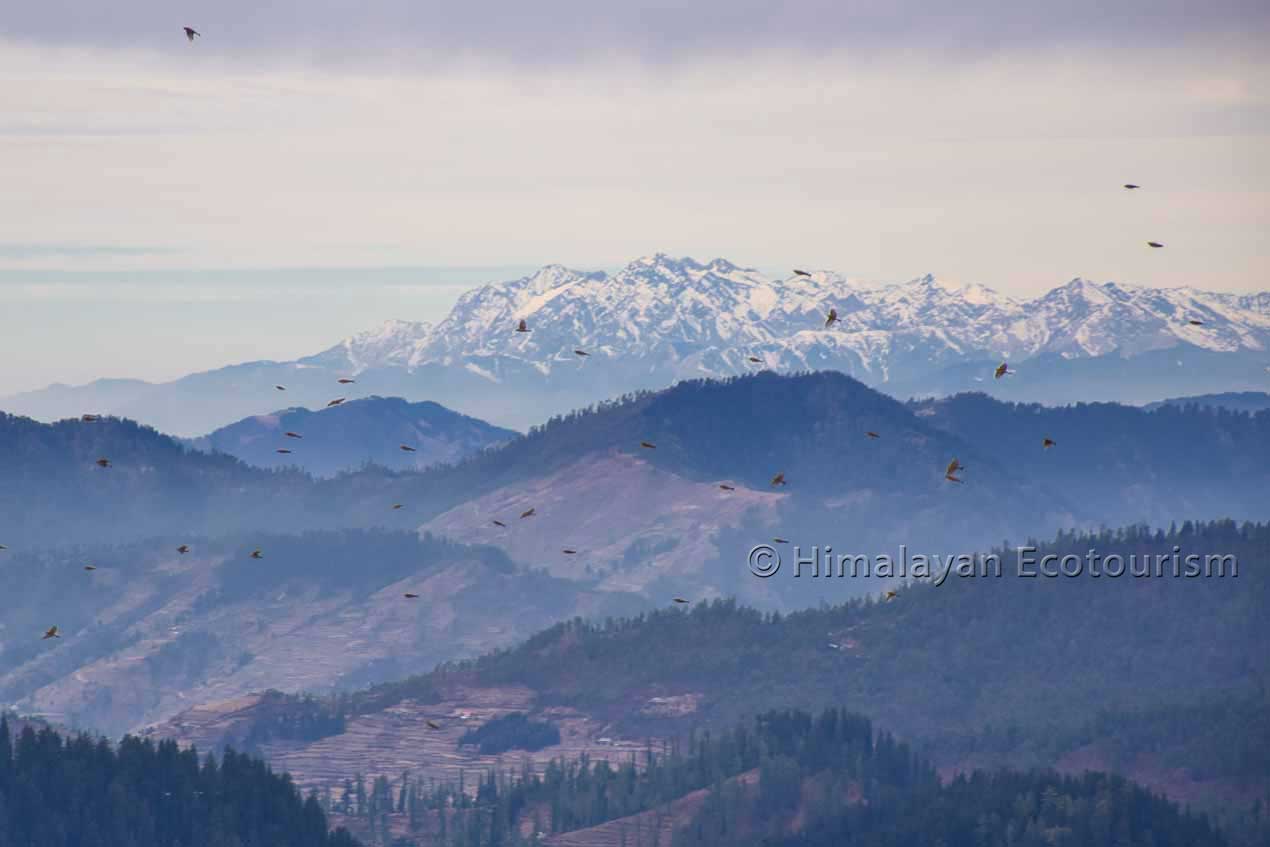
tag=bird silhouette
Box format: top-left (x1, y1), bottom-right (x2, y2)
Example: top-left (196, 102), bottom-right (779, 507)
top-left (719, 484), bottom-right (735, 491)
top-left (520, 508), bottom-right (536, 519)
top-left (426, 720), bottom-right (442, 730)
top-left (43, 626), bottom-right (60, 639)
top-left (574, 349), bottom-right (589, 357)
top-left (404, 593), bottom-right (420, 599)
top-left (83, 565), bottom-right (97, 571)
top-left (946, 458), bottom-right (964, 476)
top-left (516, 319), bottom-right (530, 333)
top-left (672, 598), bottom-right (689, 604)
top-left (747, 356), bottom-right (762, 363)
top-left (183, 27), bottom-right (200, 42)
top-left (81, 414), bottom-right (100, 422)
top-left (793, 269), bottom-right (811, 277)
top-left (337, 378), bottom-right (355, 384)
top-left (392, 504), bottom-right (404, 510)
top-left (177, 545), bottom-right (190, 554)
top-left (275, 449), bottom-right (292, 454)
top-left (96, 458), bottom-right (111, 468)
top-left (275, 385), bottom-right (286, 391)
top-left (327, 398), bottom-right (345, 407)
top-left (1147, 241), bottom-right (1164, 248)
top-left (866, 431), bottom-right (880, 439)
top-left (994, 362), bottom-right (1011, 379)
top-left (284, 432), bottom-right (303, 439)
top-left (1123, 184), bottom-right (1140, 190)
top-left (825, 308), bottom-right (838, 328)
top-left (640, 441), bottom-right (656, 449)
top-left (400, 445), bottom-right (417, 452)
top-left (562, 549), bottom-right (577, 555)
top-left (770, 472), bottom-right (786, 487)
top-left (492, 520), bottom-right (507, 528)
top-left (1188, 319), bottom-right (1204, 326)
top-left (773, 537), bottom-right (789, 544)
top-left (884, 590), bottom-right (898, 602)
top-left (0, 545), bottom-right (6, 550)
top-left (1043, 438), bottom-right (1056, 449)
top-left (250, 549), bottom-right (263, 559)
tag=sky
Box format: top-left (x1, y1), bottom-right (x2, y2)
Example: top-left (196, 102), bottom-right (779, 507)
top-left (1, 1), bottom-right (1268, 395)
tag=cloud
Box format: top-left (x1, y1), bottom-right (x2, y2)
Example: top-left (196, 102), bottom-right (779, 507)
top-left (3, 1), bottom-right (1267, 67)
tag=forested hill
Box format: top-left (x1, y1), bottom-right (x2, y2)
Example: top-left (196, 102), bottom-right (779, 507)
top-left (0, 717), bottom-right (359, 847)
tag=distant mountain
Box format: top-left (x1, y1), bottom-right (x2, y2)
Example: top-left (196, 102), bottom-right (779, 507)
top-left (149, 521), bottom-right (1269, 842)
top-left (1145, 391), bottom-right (1270, 413)
top-left (4, 255), bottom-right (1267, 434)
top-left (186, 396), bottom-right (517, 477)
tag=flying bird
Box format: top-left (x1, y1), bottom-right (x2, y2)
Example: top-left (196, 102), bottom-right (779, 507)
top-left (574, 349), bottom-right (589, 357)
top-left (81, 414), bottom-right (100, 422)
top-left (520, 508), bottom-right (536, 519)
top-left (177, 545), bottom-right (190, 554)
top-left (426, 720), bottom-right (442, 730)
top-left (719, 484), bottom-right (735, 491)
top-left (825, 309), bottom-right (838, 328)
top-left (276, 449), bottom-right (293, 454)
top-left (1123, 184), bottom-right (1140, 190)
top-left (946, 458), bottom-right (964, 476)
top-left (640, 441), bottom-right (656, 449)
top-left (994, 362), bottom-right (1011, 379)
top-left (773, 537), bottom-right (789, 544)
top-left (492, 520), bottom-right (507, 528)
top-left (83, 565), bottom-right (97, 571)
top-left (1188, 319), bottom-right (1204, 326)
top-left (404, 593), bottom-right (420, 599)
top-left (884, 590), bottom-right (898, 602)
top-left (793, 269), bottom-right (811, 277)
top-left (392, 504), bottom-right (404, 510)
top-left (337, 378), bottom-right (355, 384)
top-left (95, 458), bottom-right (111, 468)
top-left (770, 472), bottom-right (786, 487)
top-left (0, 544), bottom-right (6, 550)
top-left (43, 626), bottom-right (60, 640)
top-left (516, 319), bottom-right (530, 333)
top-left (250, 549), bottom-right (263, 559)
top-left (1043, 438), bottom-right (1056, 449)
top-left (275, 385), bottom-right (286, 391)
top-left (327, 398), bottom-right (345, 407)
top-left (747, 356), bottom-right (762, 363)
top-left (562, 549), bottom-right (577, 555)
top-left (400, 445), bottom-right (417, 452)
top-left (285, 432), bottom-right (302, 439)
top-left (183, 27), bottom-right (200, 41)
top-left (672, 598), bottom-right (689, 604)
top-left (866, 431), bottom-right (880, 439)
top-left (1147, 241), bottom-right (1164, 248)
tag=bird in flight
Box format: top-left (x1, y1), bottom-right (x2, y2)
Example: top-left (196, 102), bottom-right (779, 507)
top-left (640, 441), bottom-right (656, 449)
top-left (773, 537), bottom-right (789, 544)
top-left (1188, 319), bottom-right (1204, 326)
top-left (177, 545), bottom-right (190, 554)
top-left (327, 398), bottom-right (345, 407)
top-left (520, 508), bottom-right (536, 519)
top-left (719, 484), bottom-right (735, 491)
top-left (1043, 438), bottom-right (1056, 449)
top-left (672, 598), bottom-right (689, 604)
top-left (0, 544), bottom-right (6, 550)
top-left (96, 458), bottom-right (112, 468)
top-left (793, 269), bottom-right (811, 277)
top-left (276, 449), bottom-right (293, 454)
top-left (404, 593), bottom-right (420, 599)
top-left (183, 27), bottom-right (200, 42)
top-left (946, 458), bottom-right (964, 476)
top-left (84, 565), bottom-right (97, 571)
top-left (574, 349), bottom-right (589, 357)
top-left (275, 385), bottom-right (286, 391)
top-left (770, 472), bottom-right (786, 487)
top-left (492, 519), bottom-right (507, 528)
top-left (562, 549), bottom-right (577, 555)
top-left (1123, 184), bottom-right (1140, 190)
top-left (81, 414), bottom-right (100, 422)
top-left (426, 720), bottom-right (442, 730)
top-left (994, 362), bottom-right (1012, 379)
top-left (43, 626), bottom-right (61, 640)
top-left (884, 590), bottom-right (898, 602)
top-left (516, 319), bottom-right (530, 333)
top-left (400, 445), bottom-right (417, 452)
top-left (392, 504), bottom-right (404, 510)
top-left (866, 431), bottom-right (880, 439)
top-left (1147, 241), bottom-right (1164, 249)
top-left (747, 356), bottom-right (762, 364)
top-left (285, 432), bottom-right (303, 439)
top-left (825, 308), bottom-right (839, 328)
top-left (250, 549), bottom-right (264, 559)
top-left (337, 378), bottom-right (355, 384)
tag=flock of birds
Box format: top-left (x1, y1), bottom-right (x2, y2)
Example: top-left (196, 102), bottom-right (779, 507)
top-left (12, 36), bottom-right (1195, 722)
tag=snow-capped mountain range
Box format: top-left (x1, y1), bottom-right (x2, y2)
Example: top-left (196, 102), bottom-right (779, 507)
top-left (4, 254), bottom-right (1269, 435)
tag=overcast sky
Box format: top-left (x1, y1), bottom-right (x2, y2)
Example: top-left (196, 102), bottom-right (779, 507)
top-left (1, 2), bottom-right (1267, 394)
